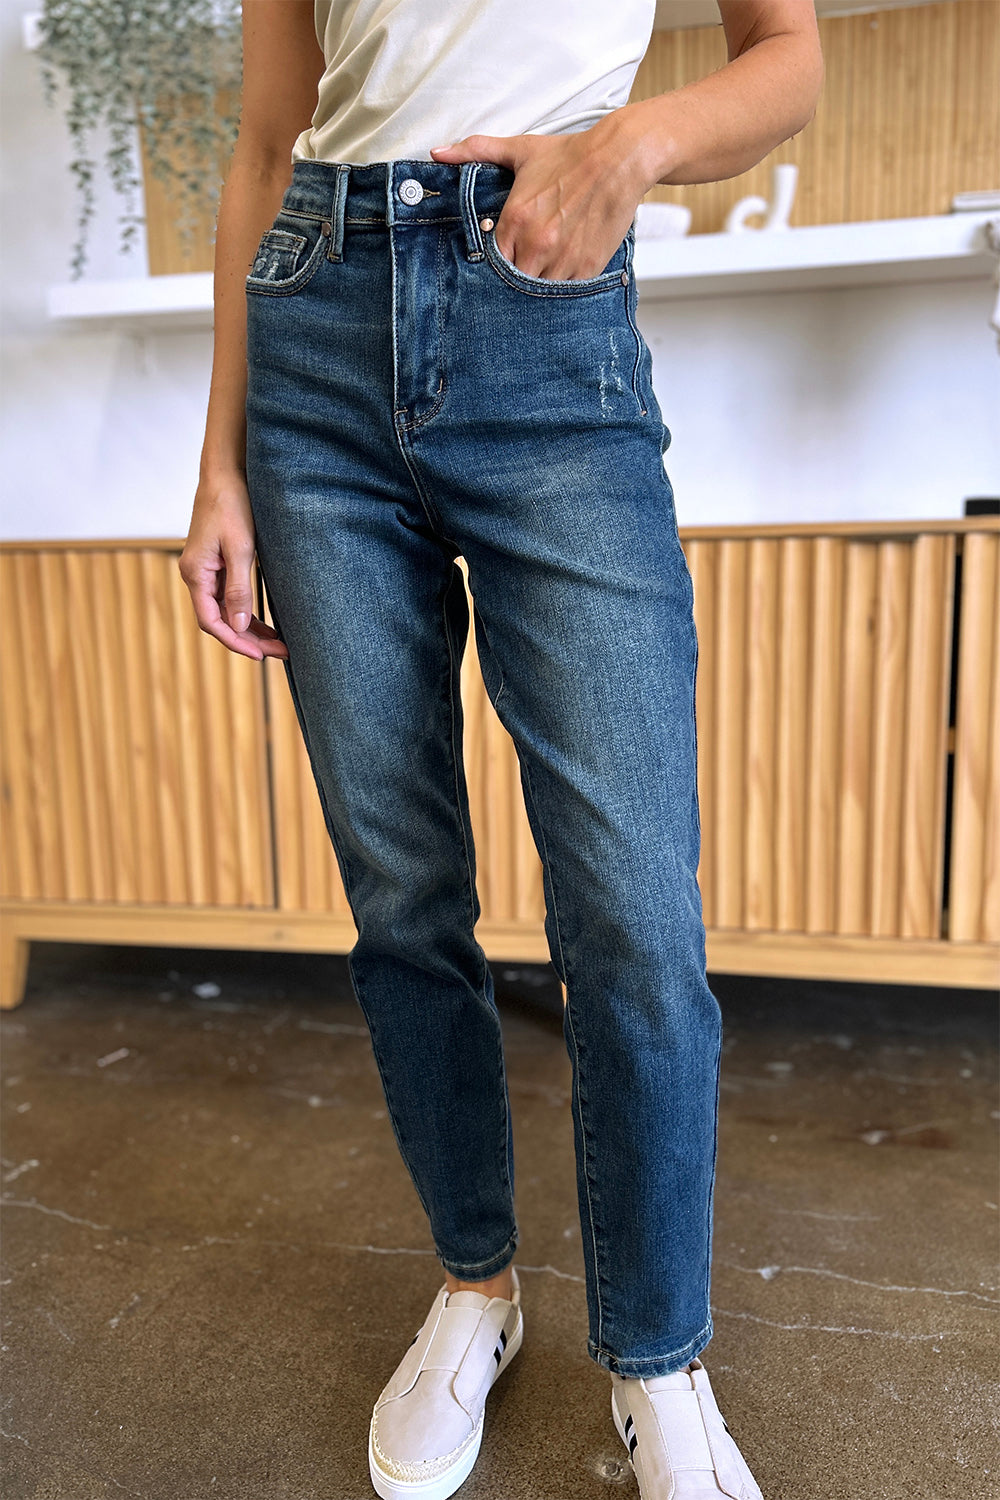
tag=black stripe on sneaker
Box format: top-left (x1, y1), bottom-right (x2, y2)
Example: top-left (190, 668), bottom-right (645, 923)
top-left (624, 1414), bottom-right (634, 1437)
top-left (499, 1329), bottom-right (508, 1349)
top-left (629, 1432), bottom-right (638, 1458)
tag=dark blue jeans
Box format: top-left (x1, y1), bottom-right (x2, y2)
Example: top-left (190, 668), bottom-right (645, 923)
top-left (244, 158), bottom-right (722, 1378)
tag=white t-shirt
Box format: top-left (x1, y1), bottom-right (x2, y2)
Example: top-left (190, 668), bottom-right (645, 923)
top-left (291, 0), bottom-right (657, 165)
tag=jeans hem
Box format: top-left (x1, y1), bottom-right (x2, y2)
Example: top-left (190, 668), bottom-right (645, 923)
top-left (437, 1232), bottom-right (519, 1282)
top-left (587, 1315), bottom-right (713, 1379)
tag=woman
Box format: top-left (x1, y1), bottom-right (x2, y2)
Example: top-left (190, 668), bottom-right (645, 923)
top-left (180, 3), bottom-right (824, 1496)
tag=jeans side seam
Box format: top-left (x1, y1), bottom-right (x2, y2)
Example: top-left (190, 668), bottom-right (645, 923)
top-left (518, 754), bottom-right (605, 1354)
top-left (623, 236), bottom-right (648, 418)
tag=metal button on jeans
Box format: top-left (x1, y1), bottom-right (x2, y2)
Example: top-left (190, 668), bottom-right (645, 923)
top-left (398, 178), bottom-right (424, 205)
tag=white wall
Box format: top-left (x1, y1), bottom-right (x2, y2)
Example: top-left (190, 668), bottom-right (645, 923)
top-left (2, 0), bottom-right (997, 543)
top-left (642, 276), bottom-right (999, 525)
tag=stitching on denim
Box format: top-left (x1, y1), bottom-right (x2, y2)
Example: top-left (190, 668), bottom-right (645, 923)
top-left (704, 1012), bottom-right (722, 1327)
top-left (329, 162), bottom-right (350, 260)
top-left (482, 228), bottom-right (624, 300)
top-left (392, 436), bottom-right (449, 539)
top-left (622, 233), bottom-right (648, 417)
top-left (461, 162), bottom-right (485, 259)
top-left (440, 1234), bottom-right (518, 1279)
top-left (401, 226), bottom-right (449, 432)
top-left (245, 228), bottom-right (329, 295)
top-left (562, 979), bottom-right (605, 1354)
top-left (588, 1314), bottom-right (714, 1376)
top-left (517, 754), bottom-right (604, 1350)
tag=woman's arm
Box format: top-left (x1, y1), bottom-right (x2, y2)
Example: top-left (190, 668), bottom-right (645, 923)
top-left (615, 0), bottom-right (825, 189)
top-left (432, 0), bottom-right (824, 283)
top-left (179, 0), bottom-right (324, 660)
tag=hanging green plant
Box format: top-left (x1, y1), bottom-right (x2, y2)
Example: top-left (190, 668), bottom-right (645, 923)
top-left (35, 0), bottom-right (243, 279)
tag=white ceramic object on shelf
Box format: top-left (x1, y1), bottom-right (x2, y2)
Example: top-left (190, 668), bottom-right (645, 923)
top-left (634, 201), bottom-right (692, 239)
top-left (726, 162), bottom-right (799, 233)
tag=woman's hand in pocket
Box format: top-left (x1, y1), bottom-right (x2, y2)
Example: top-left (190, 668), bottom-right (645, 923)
top-left (178, 473), bottom-right (289, 661)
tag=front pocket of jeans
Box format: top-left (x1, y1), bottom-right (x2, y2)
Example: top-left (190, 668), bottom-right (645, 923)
top-left (245, 216), bottom-right (330, 296)
top-left (481, 225), bottom-right (631, 298)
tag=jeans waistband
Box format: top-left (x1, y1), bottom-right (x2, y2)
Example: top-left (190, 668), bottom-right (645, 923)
top-left (280, 158), bottom-right (518, 261)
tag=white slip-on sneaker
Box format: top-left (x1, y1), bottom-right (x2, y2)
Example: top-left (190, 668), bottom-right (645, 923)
top-left (368, 1267), bottom-right (523, 1500)
top-left (611, 1358), bottom-right (764, 1499)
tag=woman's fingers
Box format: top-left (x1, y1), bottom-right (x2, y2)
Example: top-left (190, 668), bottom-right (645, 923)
top-left (178, 490), bottom-right (289, 661)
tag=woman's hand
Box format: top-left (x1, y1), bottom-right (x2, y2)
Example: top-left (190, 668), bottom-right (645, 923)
top-left (178, 473), bottom-right (288, 661)
top-left (430, 114), bottom-right (649, 282)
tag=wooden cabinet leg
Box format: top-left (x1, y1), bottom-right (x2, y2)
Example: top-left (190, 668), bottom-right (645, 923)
top-left (0, 924), bottom-right (29, 1009)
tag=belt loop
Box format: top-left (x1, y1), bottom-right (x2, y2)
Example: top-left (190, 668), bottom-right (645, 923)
top-left (385, 161), bottom-right (398, 228)
top-left (329, 163), bottom-right (350, 261)
top-left (460, 162), bottom-right (484, 261)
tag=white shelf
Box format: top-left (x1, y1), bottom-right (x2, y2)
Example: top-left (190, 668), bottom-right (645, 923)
top-left (46, 211), bottom-right (999, 331)
top-left (633, 209), bottom-right (999, 300)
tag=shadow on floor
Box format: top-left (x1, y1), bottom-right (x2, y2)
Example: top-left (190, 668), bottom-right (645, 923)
top-left (1, 943), bottom-right (996, 1499)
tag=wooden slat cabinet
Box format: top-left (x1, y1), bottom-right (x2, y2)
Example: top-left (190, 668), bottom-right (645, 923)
top-left (1, 520), bottom-right (997, 1008)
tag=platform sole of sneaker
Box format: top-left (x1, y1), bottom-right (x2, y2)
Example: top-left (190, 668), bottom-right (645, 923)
top-left (368, 1308), bottom-right (523, 1500)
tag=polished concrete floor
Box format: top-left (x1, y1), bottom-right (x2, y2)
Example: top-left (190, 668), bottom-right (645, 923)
top-left (1, 943), bottom-right (996, 1500)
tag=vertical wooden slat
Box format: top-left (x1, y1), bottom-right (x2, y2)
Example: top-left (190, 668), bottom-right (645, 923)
top-left (714, 540), bottom-right (747, 928)
top-left (513, 756), bottom-right (544, 924)
top-left (745, 540), bottom-right (778, 930)
top-left (900, 534), bottom-right (955, 939)
top-left (805, 11), bottom-right (854, 226)
top-left (950, 533), bottom-right (1000, 941)
top-left (953, 0), bottom-right (1000, 200)
top-left (0, 556), bottom-right (38, 896)
top-left (805, 538), bottom-right (844, 933)
top-left (483, 685), bottom-right (520, 921)
top-left (869, 541), bottom-right (910, 938)
top-left (90, 551), bottom-right (136, 902)
top-left (837, 542), bottom-right (878, 935)
top-left (170, 551), bottom-right (212, 906)
top-left (143, 549), bottom-right (189, 903)
top-left (36, 553), bottom-right (89, 899)
top-left (62, 552), bottom-right (114, 899)
top-left (459, 595), bottom-right (490, 913)
top-left (774, 538), bottom-right (810, 932)
top-left (984, 562), bottom-right (1000, 943)
top-left (114, 551), bottom-right (159, 902)
top-left (267, 659), bottom-right (304, 910)
top-left (225, 621), bottom-right (272, 910)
